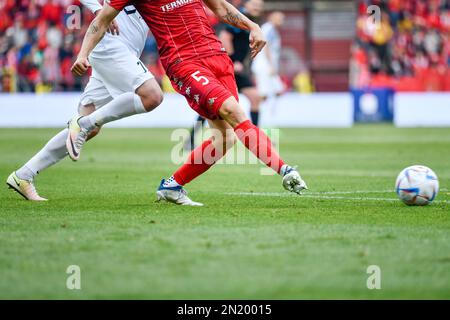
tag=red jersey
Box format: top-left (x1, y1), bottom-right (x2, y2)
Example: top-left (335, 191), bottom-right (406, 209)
top-left (107, 0), bottom-right (227, 71)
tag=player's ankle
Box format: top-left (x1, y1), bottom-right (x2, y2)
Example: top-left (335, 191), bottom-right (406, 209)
top-left (78, 116), bottom-right (97, 132)
top-left (163, 176), bottom-right (182, 188)
top-left (280, 164), bottom-right (292, 177)
top-left (16, 166), bottom-right (36, 181)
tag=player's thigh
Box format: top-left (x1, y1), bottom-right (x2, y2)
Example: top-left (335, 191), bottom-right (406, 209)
top-left (171, 64), bottom-right (233, 120)
top-left (235, 73), bottom-right (254, 93)
top-left (135, 77), bottom-right (164, 111)
top-left (89, 45), bottom-right (155, 98)
top-left (79, 76), bottom-right (113, 113)
top-left (217, 96), bottom-right (249, 128)
top-left (241, 86), bottom-right (260, 109)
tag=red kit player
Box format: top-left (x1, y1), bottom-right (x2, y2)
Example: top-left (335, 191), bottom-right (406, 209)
top-left (71, 0), bottom-right (307, 206)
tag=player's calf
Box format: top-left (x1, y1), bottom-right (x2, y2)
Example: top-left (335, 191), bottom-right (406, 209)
top-left (219, 97), bottom-right (308, 195)
top-left (241, 87), bottom-right (261, 126)
top-left (67, 80), bottom-right (163, 161)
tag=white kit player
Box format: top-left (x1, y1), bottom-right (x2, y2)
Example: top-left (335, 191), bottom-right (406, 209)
top-left (6, 0), bottom-right (163, 201)
top-left (252, 11), bottom-right (285, 100)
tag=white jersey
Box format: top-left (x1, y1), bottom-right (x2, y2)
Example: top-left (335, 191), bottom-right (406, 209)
top-left (81, 0), bottom-right (149, 57)
top-left (251, 22), bottom-right (284, 97)
top-left (261, 22), bottom-right (282, 72)
top-left (79, 1), bottom-right (154, 109)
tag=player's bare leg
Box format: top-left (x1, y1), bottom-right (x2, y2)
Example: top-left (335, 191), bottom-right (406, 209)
top-left (241, 87), bottom-right (261, 127)
top-left (218, 97), bottom-right (307, 194)
top-left (158, 97), bottom-right (307, 204)
top-left (67, 78), bottom-right (163, 161)
top-left (157, 119), bottom-right (237, 206)
top-left (7, 104), bottom-right (99, 201)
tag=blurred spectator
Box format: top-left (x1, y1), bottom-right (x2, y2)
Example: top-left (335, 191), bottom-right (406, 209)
top-left (293, 70), bottom-right (314, 94)
top-left (40, 0), bottom-right (63, 25)
top-left (0, 0), bottom-right (163, 93)
top-left (352, 0), bottom-right (450, 92)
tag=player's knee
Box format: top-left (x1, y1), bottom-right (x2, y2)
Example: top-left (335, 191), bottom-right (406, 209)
top-left (219, 98), bottom-right (248, 128)
top-left (219, 98), bottom-right (241, 118)
top-left (142, 94), bottom-right (163, 112)
top-left (137, 81), bottom-right (164, 112)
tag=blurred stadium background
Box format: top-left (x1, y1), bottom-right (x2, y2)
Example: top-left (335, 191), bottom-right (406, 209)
top-left (1, 0), bottom-right (450, 93)
top-left (1, 0), bottom-right (450, 129)
top-left (0, 1), bottom-right (447, 98)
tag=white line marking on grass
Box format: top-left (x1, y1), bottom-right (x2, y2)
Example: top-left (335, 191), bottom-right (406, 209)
top-left (227, 192), bottom-right (398, 202)
top-left (226, 192), bottom-right (450, 204)
top-left (307, 190), bottom-right (393, 195)
top-left (299, 188), bottom-right (447, 195)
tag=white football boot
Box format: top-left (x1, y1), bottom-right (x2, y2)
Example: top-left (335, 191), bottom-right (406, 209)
top-left (156, 179), bottom-right (204, 206)
top-left (281, 165), bottom-right (308, 195)
top-left (6, 172), bottom-right (47, 201)
top-left (66, 116), bottom-right (89, 161)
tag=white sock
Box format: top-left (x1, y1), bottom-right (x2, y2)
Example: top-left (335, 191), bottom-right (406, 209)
top-left (163, 176), bottom-right (181, 188)
top-left (16, 129), bottom-right (68, 180)
top-left (79, 92), bottom-right (146, 131)
top-left (280, 164), bottom-right (291, 176)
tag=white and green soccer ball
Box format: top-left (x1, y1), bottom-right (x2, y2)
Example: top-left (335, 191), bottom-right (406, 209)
top-left (395, 165), bottom-right (439, 206)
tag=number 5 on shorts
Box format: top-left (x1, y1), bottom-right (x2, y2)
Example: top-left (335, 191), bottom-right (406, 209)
top-left (191, 71), bottom-right (209, 86)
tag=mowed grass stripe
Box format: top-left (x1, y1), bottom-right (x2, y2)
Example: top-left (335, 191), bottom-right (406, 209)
top-left (0, 125), bottom-right (449, 299)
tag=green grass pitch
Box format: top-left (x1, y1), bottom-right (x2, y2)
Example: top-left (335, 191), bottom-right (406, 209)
top-left (0, 125), bottom-right (449, 299)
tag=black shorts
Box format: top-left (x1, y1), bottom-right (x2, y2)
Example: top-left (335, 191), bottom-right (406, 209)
top-left (235, 73), bottom-right (254, 91)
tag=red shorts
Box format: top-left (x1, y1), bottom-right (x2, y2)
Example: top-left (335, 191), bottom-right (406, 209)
top-left (168, 54), bottom-right (238, 120)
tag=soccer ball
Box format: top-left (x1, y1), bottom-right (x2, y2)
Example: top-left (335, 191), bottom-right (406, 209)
top-left (395, 165), bottom-right (439, 206)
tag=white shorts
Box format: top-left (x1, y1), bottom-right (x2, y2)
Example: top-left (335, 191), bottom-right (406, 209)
top-left (79, 39), bottom-right (153, 109)
top-left (254, 73), bottom-right (284, 98)
top-left (252, 56), bottom-right (284, 97)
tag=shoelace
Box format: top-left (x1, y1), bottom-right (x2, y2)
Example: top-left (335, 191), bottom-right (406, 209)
top-left (163, 177), bottom-right (177, 188)
top-left (283, 165), bottom-right (298, 176)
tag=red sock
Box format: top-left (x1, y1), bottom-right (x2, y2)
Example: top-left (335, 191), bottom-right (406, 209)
top-left (173, 138), bottom-right (223, 186)
top-left (234, 120), bottom-right (285, 174)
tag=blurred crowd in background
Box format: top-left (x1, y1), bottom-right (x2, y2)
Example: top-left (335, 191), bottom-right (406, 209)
top-left (0, 0), bottom-right (164, 93)
top-left (1, 0), bottom-right (450, 93)
top-left (0, 0), bottom-right (272, 94)
top-left (351, 0), bottom-right (450, 91)
top-left (0, 0), bottom-right (308, 94)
